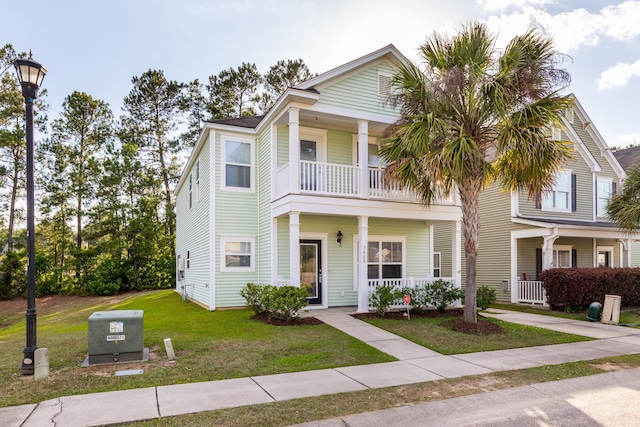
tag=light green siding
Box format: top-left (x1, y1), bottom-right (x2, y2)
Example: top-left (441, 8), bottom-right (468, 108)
top-left (175, 132), bottom-right (211, 306)
top-left (214, 132), bottom-right (260, 307)
top-left (315, 60), bottom-right (399, 119)
top-left (257, 129), bottom-right (272, 284)
top-left (433, 223), bottom-right (452, 277)
top-left (277, 126), bottom-right (288, 168)
top-left (327, 129), bottom-right (354, 165)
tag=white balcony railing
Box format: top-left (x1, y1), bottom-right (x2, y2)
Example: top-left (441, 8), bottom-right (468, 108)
top-left (367, 277), bottom-right (456, 309)
top-left (300, 160), bottom-right (360, 196)
top-left (517, 280), bottom-right (547, 305)
top-left (274, 161), bottom-right (457, 204)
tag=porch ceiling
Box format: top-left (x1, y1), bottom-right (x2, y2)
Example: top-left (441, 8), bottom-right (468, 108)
top-left (274, 109), bottom-right (390, 135)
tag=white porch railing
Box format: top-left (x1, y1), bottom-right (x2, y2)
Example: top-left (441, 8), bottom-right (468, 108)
top-left (300, 160), bottom-right (360, 196)
top-left (517, 280), bottom-right (548, 305)
top-left (367, 277), bottom-right (456, 309)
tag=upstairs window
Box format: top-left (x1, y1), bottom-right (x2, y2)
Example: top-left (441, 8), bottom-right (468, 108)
top-left (195, 159), bottom-right (200, 203)
top-left (189, 174), bottom-right (193, 209)
top-left (542, 171), bottom-right (571, 212)
top-left (222, 136), bottom-right (254, 191)
top-left (597, 179), bottom-right (613, 217)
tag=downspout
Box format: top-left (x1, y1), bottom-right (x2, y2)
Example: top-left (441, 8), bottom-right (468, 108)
top-left (542, 227), bottom-right (559, 269)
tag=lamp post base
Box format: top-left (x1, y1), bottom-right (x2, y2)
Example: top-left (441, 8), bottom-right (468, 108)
top-left (21, 346), bottom-right (37, 375)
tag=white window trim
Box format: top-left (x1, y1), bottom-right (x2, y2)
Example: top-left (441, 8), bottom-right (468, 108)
top-left (351, 135), bottom-right (380, 167)
top-left (221, 134), bottom-right (255, 192)
top-left (552, 245), bottom-right (573, 268)
top-left (352, 235), bottom-right (407, 290)
top-left (551, 127), bottom-right (562, 141)
top-left (597, 246), bottom-right (614, 268)
top-left (596, 177), bottom-right (613, 217)
top-left (220, 237), bottom-right (255, 272)
top-left (565, 108), bottom-right (574, 124)
top-left (433, 252), bottom-right (441, 278)
top-left (542, 169), bottom-right (572, 213)
top-left (188, 173), bottom-right (193, 209)
top-left (299, 127), bottom-right (327, 163)
top-left (195, 159), bottom-right (201, 203)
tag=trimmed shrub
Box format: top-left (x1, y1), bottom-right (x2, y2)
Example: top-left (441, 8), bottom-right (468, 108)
top-left (403, 285), bottom-right (431, 314)
top-left (541, 267), bottom-right (640, 310)
top-left (370, 284), bottom-right (399, 317)
top-left (425, 279), bottom-right (463, 312)
top-left (240, 283), bottom-right (308, 321)
top-left (476, 285), bottom-right (497, 310)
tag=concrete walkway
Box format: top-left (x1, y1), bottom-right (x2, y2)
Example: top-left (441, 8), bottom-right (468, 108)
top-left (3, 309), bottom-right (640, 427)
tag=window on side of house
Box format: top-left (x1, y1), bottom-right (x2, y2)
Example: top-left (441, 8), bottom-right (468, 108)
top-left (367, 240), bottom-right (404, 280)
top-left (222, 136), bottom-right (253, 191)
top-left (221, 237), bottom-right (255, 272)
top-left (542, 171), bottom-right (571, 212)
top-left (189, 173), bottom-right (193, 209)
top-left (597, 178), bottom-right (612, 217)
top-left (195, 159), bottom-right (200, 203)
top-left (433, 252), bottom-right (441, 278)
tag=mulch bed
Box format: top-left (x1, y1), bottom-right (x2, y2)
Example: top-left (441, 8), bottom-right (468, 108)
top-left (250, 313), bottom-right (323, 326)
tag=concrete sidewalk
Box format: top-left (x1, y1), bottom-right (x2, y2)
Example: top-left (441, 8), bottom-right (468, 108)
top-left (3, 309), bottom-right (640, 426)
top-left (290, 367), bottom-right (640, 427)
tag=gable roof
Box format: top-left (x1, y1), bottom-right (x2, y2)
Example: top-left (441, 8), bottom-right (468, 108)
top-left (295, 44), bottom-right (409, 91)
top-left (207, 115), bottom-right (264, 129)
top-left (570, 96), bottom-right (626, 179)
top-left (613, 146), bottom-right (640, 172)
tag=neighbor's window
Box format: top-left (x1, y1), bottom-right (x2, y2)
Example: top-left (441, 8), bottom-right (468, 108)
top-left (221, 237), bottom-right (255, 272)
top-left (222, 137), bottom-right (253, 191)
top-left (597, 179), bottom-right (612, 217)
top-left (553, 246), bottom-right (572, 268)
top-left (543, 171), bottom-right (571, 211)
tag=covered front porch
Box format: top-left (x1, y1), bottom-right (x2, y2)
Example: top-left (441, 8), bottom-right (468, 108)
top-left (271, 211), bottom-right (462, 312)
top-left (510, 220), bottom-right (635, 305)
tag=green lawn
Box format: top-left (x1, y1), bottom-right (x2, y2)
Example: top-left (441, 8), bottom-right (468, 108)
top-left (0, 290), bottom-right (393, 407)
top-left (362, 314), bottom-right (591, 354)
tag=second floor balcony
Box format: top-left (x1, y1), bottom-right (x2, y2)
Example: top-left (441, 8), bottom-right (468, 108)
top-left (275, 160), bottom-right (453, 204)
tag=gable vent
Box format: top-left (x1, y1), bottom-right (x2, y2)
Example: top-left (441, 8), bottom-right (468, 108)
top-left (378, 72), bottom-right (392, 98)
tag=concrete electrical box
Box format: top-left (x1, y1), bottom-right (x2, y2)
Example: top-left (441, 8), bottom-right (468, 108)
top-left (87, 310), bottom-right (144, 364)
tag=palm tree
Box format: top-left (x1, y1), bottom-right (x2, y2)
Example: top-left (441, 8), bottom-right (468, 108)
top-left (607, 166), bottom-right (640, 232)
top-left (381, 22), bottom-right (573, 323)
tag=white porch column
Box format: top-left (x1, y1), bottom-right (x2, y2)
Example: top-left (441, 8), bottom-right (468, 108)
top-left (358, 120), bottom-right (369, 198)
top-left (618, 239), bottom-right (632, 267)
top-left (510, 234), bottom-right (518, 303)
top-left (289, 212), bottom-right (301, 287)
top-left (452, 220), bottom-right (462, 307)
top-left (289, 108), bottom-right (300, 194)
top-left (357, 215), bottom-right (369, 313)
top-left (542, 230), bottom-right (559, 269)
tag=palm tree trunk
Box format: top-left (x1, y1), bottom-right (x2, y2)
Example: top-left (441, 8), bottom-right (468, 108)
top-left (458, 177), bottom-right (482, 324)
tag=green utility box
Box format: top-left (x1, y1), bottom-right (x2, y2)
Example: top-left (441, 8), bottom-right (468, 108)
top-left (88, 310), bottom-right (144, 364)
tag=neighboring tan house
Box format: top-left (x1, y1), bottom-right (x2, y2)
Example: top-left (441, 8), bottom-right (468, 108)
top-left (175, 45), bottom-right (463, 312)
top-left (467, 96), bottom-right (629, 305)
top-left (613, 145), bottom-right (640, 267)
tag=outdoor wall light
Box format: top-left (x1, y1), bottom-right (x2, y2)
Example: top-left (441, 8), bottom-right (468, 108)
top-left (336, 230), bottom-right (343, 246)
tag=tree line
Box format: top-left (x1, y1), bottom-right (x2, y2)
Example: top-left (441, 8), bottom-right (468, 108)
top-left (0, 43), bottom-right (314, 298)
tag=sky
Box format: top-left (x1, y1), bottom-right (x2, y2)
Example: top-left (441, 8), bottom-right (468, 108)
top-left (2, 0), bottom-right (640, 148)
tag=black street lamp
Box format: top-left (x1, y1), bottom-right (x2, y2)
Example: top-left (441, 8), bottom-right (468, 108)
top-left (14, 52), bottom-right (47, 375)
